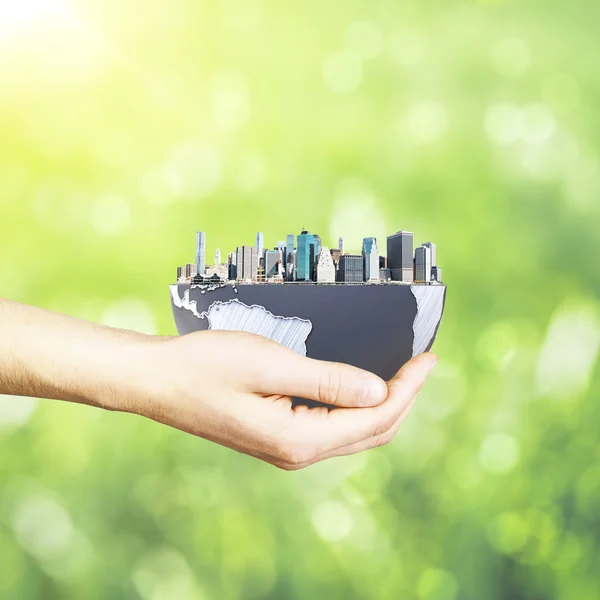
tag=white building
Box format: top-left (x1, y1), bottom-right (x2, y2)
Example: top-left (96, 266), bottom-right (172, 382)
top-left (316, 246), bottom-right (336, 283)
top-left (415, 245), bottom-right (432, 283)
top-left (422, 242), bottom-right (437, 268)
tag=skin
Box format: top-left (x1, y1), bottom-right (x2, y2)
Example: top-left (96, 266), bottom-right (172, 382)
top-left (0, 297), bottom-right (437, 470)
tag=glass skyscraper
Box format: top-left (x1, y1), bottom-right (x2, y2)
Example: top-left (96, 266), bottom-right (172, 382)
top-left (195, 231), bottom-right (206, 276)
top-left (296, 229), bottom-right (316, 281)
top-left (362, 237), bottom-right (379, 281)
top-left (387, 230), bottom-right (414, 282)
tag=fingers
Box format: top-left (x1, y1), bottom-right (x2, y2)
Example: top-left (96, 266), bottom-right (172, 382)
top-left (271, 352), bottom-right (437, 469)
top-left (304, 391), bottom-right (421, 465)
top-left (242, 337), bottom-right (389, 408)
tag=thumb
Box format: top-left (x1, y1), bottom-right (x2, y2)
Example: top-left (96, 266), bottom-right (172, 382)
top-left (247, 345), bottom-right (388, 408)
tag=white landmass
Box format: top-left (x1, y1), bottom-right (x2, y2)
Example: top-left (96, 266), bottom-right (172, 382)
top-left (170, 286), bottom-right (312, 355)
top-left (410, 285), bottom-right (445, 356)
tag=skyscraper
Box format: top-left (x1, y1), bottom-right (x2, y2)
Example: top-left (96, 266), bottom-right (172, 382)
top-left (285, 234), bottom-right (295, 280)
top-left (296, 229), bottom-right (317, 281)
top-left (338, 237), bottom-right (345, 255)
top-left (316, 247), bottom-right (336, 283)
top-left (227, 252), bottom-right (237, 280)
top-left (215, 248), bottom-right (221, 266)
top-left (362, 237), bottom-right (379, 281)
top-left (422, 242), bottom-right (437, 267)
top-left (415, 245), bottom-right (432, 283)
top-left (264, 249), bottom-right (282, 279)
top-left (236, 246), bottom-right (258, 281)
top-left (196, 232), bottom-right (206, 276)
top-left (432, 266), bottom-right (443, 283)
top-left (387, 230), bottom-right (414, 282)
top-left (256, 232), bottom-right (264, 256)
top-left (292, 248), bottom-right (297, 281)
top-left (313, 234), bottom-right (322, 255)
top-left (338, 255), bottom-right (363, 283)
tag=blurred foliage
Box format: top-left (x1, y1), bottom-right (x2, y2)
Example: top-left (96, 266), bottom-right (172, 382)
top-left (1, 0), bottom-right (600, 598)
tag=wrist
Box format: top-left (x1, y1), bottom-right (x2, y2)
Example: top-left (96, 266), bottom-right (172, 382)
top-left (77, 330), bottom-right (165, 413)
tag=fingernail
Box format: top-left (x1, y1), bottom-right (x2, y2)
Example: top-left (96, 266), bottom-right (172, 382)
top-left (360, 376), bottom-right (387, 406)
top-left (428, 357), bottom-right (438, 374)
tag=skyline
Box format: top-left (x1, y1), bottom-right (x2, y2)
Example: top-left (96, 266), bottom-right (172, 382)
top-left (177, 227), bottom-right (443, 285)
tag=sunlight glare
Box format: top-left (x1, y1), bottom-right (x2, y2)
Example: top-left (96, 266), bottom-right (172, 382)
top-left (0, 0), bottom-right (65, 36)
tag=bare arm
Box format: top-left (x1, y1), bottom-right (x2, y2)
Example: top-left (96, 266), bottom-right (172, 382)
top-left (0, 297), bottom-right (436, 470)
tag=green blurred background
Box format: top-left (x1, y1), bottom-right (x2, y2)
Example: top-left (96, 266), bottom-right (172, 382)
top-left (1, 0), bottom-right (599, 598)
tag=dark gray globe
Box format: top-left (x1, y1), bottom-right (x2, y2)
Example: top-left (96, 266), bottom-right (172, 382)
top-left (171, 282), bottom-right (446, 383)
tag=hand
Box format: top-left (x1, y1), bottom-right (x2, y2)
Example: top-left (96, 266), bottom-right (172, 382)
top-left (128, 330), bottom-right (437, 470)
top-left (0, 298), bottom-right (436, 471)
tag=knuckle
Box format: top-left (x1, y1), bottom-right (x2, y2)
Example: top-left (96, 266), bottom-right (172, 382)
top-left (374, 434), bottom-right (392, 448)
top-left (319, 370), bottom-right (344, 406)
top-left (373, 413), bottom-right (397, 437)
top-left (275, 438), bottom-right (314, 467)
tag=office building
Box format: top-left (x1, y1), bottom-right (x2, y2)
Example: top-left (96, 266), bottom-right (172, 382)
top-left (415, 245), bottom-right (432, 283)
top-left (338, 254), bottom-right (363, 283)
top-left (313, 234), bottom-right (322, 254)
top-left (284, 234), bottom-right (294, 279)
top-left (215, 248), bottom-right (221, 267)
top-left (296, 229), bottom-right (317, 281)
top-left (379, 256), bottom-right (387, 268)
top-left (236, 246), bottom-right (258, 281)
top-left (379, 267), bottom-right (391, 281)
top-left (338, 237), bottom-right (345, 255)
top-left (256, 232), bottom-right (264, 256)
top-left (387, 230), bottom-right (414, 282)
top-left (176, 266), bottom-right (183, 280)
top-left (195, 232), bottom-right (206, 276)
top-left (264, 249), bottom-right (282, 279)
top-left (185, 263), bottom-right (198, 279)
top-left (228, 251), bottom-right (237, 280)
top-left (432, 266), bottom-right (443, 283)
top-left (422, 242), bottom-right (437, 267)
top-left (362, 237), bottom-right (379, 281)
top-left (316, 247), bottom-right (336, 283)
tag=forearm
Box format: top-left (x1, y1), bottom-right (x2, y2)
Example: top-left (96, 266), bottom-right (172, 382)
top-left (0, 298), bottom-right (157, 411)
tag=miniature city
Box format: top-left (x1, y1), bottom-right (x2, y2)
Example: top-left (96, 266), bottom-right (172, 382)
top-left (176, 228), bottom-right (443, 285)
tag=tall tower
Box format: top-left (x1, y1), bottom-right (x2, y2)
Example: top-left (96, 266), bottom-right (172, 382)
top-left (196, 232), bottom-right (206, 276)
top-left (362, 237), bottom-right (379, 281)
top-left (256, 232), bottom-right (264, 256)
top-left (236, 246), bottom-right (259, 281)
top-left (285, 234), bottom-right (295, 280)
top-left (422, 242), bottom-right (437, 267)
top-left (415, 245), bottom-right (432, 283)
top-left (387, 230), bottom-right (414, 282)
top-left (338, 237), bottom-right (345, 255)
top-left (215, 248), bottom-right (221, 266)
top-left (296, 229), bottom-right (317, 281)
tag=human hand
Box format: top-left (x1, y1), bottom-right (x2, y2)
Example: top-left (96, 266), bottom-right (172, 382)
top-left (126, 330), bottom-right (437, 470)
